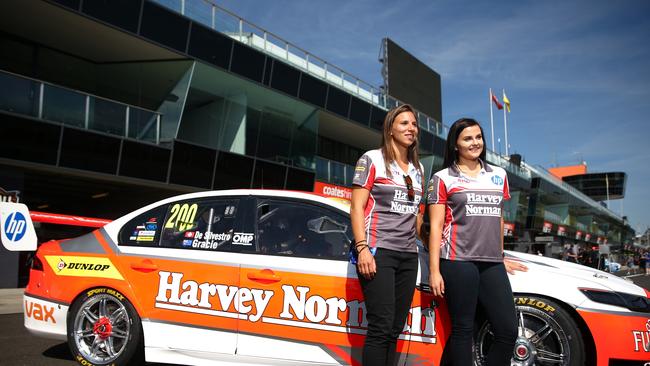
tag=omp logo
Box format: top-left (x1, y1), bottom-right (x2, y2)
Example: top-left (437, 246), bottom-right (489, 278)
top-left (25, 300), bottom-right (56, 323)
top-left (44, 256), bottom-right (124, 280)
top-left (3, 211), bottom-right (26, 242)
top-left (232, 232), bottom-right (254, 245)
top-left (491, 175), bottom-right (504, 186)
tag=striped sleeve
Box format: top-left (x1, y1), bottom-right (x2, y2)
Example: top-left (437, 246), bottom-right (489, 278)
top-left (426, 174), bottom-right (447, 204)
top-left (352, 154), bottom-right (375, 190)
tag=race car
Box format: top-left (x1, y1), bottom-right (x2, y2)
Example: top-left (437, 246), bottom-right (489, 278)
top-left (1, 189), bottom-right (649, 366)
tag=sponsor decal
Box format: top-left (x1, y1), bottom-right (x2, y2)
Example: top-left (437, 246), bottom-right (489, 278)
top-left (3, 211), bottom-right (26, 242)
top-left (44, 256), bottom-right (124, 280)
top-left (24, 300), bottom-right (56, 323)
top-left (137, 230), bottom-right (156, 236)
top-left (182, 239), bottom-right (193, 247)
top-left (232, 232), bottom-right (254, 246)
top-left (136, 236), bottom-right (155, 242)
top-left (355, 166), bottom-right (365, 172)
top-left (457, 177), bottom-right (471, 184)
top-left (136, 225), bottom-right (145, 230)
top-left (491, 175), bottom-right (504, 186)
top-left (146, 223), bottom-right (157, 231)
top-left (515, 297), bottom-right (556, 313)
top-left (632, 319), bottom-right (650, 352)
top-left (154, 271), bottom-right (437, 343)
top-left (184, 231), bottom-right (196, 238)
top-left (314, 182), bottom-right (353, 201)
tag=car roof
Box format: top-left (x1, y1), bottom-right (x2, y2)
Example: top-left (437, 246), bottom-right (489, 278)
top-left (106, 189), bottom-right (351, 233)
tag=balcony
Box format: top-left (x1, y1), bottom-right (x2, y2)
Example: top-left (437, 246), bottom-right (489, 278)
top-left (0, 70), bottom-right (162, 144)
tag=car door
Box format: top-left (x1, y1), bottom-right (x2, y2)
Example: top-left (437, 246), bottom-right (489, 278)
top-left (116, 197), bottom-right (243, 357)
top-left (235, 197), bottom-right (362, 364)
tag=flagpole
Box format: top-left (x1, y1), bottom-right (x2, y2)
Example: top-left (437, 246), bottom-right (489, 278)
top-left (503, 88), bottom-right (509, 156)
top-left (489, 88), bottom-right (495, 151)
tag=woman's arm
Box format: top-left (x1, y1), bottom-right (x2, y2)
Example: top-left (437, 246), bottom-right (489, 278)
top-left (350, 186), bottom-right (375, 279)
top-left (428, 204), bottom-right (445, 297)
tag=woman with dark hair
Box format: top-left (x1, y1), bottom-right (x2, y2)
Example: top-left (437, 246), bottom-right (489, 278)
top-left (350, 104), bottom-right (427, 365)
top-left (427, 118), bottom-right (526, 365)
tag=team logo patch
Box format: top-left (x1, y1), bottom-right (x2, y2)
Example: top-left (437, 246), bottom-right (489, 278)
top-left (491, 175), bottom-right (504, 186)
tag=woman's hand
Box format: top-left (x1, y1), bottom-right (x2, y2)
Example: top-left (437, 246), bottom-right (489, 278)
top-left (356, 248), bottom-right (376, 280)
top-left (504, 258), bottom-right (528, 275)
top-left (429, 271), bottom-right (444, 297)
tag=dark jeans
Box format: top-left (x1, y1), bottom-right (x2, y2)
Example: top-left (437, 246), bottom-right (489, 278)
top-left (358, 248), bottom-right (418, 366)
top-left (440, 260), bottom-right (517, 366)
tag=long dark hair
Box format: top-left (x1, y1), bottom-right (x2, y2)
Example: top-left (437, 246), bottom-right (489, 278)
top-left (380, 104), bottom-right (421, 178)
top-left (443, 118), bottom-right (487, 168)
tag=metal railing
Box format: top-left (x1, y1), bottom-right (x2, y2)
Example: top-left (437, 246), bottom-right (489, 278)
top-left (0, 70), bottom-right (162, 144)
top-left (151, 0), bottom-right (447, 136)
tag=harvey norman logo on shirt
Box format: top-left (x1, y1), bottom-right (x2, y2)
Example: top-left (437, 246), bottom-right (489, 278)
top-left (465, 193), bottom-right (502, 217)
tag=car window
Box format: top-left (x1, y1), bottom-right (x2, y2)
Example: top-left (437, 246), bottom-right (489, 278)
top-left (118, 205), bottom-right (167, 246)
top-left (256, 200), bottom-right (351, 260)
top-left (160, 199), bottom-right (241, 251)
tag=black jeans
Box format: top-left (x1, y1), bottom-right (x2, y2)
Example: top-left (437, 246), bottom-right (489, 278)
top-left (358, 248), bottom-right (418, 366)
top-left (440, 260), bottom-right (517, 366)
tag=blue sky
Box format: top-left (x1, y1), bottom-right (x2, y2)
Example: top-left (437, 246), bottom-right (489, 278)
top-left (217, 0), bottom-right (650, 233)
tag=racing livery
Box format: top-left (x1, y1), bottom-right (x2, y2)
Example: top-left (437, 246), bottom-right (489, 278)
top-left (1, 190), bottom-right (649, 366)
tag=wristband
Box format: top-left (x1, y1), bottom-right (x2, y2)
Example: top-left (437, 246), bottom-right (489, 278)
top-left (357, 245), bottom-right (369, 255)
top-left (355, 239), bottom-right (367, 246)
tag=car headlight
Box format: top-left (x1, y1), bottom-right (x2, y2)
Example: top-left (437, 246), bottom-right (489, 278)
top-left (579, 288), bottom-right (650, 313)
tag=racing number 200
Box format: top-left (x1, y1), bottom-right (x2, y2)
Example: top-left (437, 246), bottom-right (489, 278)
top-left (165, 203), bottom-right (198, 232)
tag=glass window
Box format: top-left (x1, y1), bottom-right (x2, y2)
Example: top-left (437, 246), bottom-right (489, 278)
top-left (256, 200), bottom-right (351, 260)
top-left (160, 199), bottom-right (242, 251)
top-left (118, 205), bottom-right (167, 246)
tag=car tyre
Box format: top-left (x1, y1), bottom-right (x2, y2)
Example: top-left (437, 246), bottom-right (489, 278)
top-left (474, 295), bottom-right (585, 366)
top-left (67, 288), bottom-right (143, 366)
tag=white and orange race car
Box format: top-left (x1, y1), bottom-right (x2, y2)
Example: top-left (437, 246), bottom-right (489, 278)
top-left (1, 190), bottom-right (650, 366)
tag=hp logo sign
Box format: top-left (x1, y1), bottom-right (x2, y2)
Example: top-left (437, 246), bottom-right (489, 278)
top-left (3, 211), bottom-right (27, 242)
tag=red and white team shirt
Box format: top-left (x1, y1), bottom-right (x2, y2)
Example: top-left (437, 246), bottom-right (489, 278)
top-left (427, 160), bottom-right (510, 262)
top-left (352, 149), bottom-right (424, 253)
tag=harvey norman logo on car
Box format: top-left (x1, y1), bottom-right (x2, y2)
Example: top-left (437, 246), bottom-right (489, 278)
top-left (155, 271), bottom-right (437, 342)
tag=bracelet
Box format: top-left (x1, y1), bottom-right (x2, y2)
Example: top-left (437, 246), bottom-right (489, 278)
top-left (356, 245), bottom-right (369, 255)
top-left (354, 239), bottom-right (367, 246)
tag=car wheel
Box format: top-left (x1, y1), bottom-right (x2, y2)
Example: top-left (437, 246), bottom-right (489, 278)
top-left (474, 296), bottom-right (585, 366)
top-left (67, 288), bottom-right (143, 366)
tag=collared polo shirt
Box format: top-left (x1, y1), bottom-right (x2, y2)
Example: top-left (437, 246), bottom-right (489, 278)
top-left (427, 161), bottom-right (510, 262)
top-left (352, 149), bottom-right (424, 253)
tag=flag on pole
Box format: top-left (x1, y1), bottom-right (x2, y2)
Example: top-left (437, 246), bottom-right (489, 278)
top-left (502, 91), bottom-right (511, 113)
top-left (491, 92), bottom-right (503, 110)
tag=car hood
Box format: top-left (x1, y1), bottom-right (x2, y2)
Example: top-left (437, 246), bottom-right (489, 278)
top-left (506, 251), bottom-right (646, 296)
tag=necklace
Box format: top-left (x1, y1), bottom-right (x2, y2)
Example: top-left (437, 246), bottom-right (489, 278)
top-left (455, 161), bottom-right (480, 177)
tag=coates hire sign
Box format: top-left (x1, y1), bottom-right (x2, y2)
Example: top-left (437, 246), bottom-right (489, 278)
top-left (313, 181), bottom-right (352, 201)
top-left (0, 187), bottom-right (20, 203)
